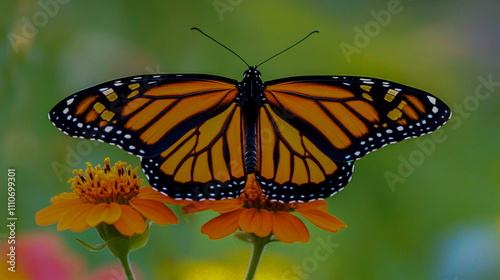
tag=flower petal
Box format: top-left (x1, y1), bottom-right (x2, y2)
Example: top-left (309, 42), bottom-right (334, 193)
top-left (239, 208), bottom-right (273, 237)
top-left (296, 200), bottom-right (328, 211)
top-left (50, 192), bottom-right (80, 203)
top-left (113, 204), bottom-right (146, 236)
top-left (136, 186), bottom-right (162, 196)
top-left (272, 211), bottom-right (310, 244)
top-left (238, 208), bottom-right (259, 233)
top-left (103, 202), bottom-right (122, 223)
top-left (183, 199), bottom-right (243, 214)
top-left (295, 209), bottom-right (347, 233)
top-left (137, 186), bottom-right (191, 205)
top-left (208, 200), bottom-right (245, 213)
top-left (36, 199), bottom-right (84, 226)
top-left (182, 201), bottom-right (213, 214)
top-left (130, 198), bottom-right (178, 225)
top-left (239, 208), bottom-right (258, 232)
top-left (86, 203), bottom-right (107, 226)
top-left (57, 203), bottom-right (93, 232)
top-left (201, 208), bottom-right (245, 240)
top-left (86, 202), bottom-right (122, 227)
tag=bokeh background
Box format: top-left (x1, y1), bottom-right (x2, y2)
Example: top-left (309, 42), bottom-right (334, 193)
top-left (1, 0), bottom-right (499, 279)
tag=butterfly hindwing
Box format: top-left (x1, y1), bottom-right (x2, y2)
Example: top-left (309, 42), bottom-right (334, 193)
top-left (49, 74), bottom-right (240, 157)
top-left (255, 103), bottom-right (354, 203)
top-left (141, 103), bottom-right (247, 200)
top-left (263, 76), bottom-right (451, 162)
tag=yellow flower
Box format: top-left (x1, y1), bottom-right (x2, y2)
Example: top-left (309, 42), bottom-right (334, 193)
top-left (36, 158), bottom-right (187, 236)
top-left (183, 175), bottom-right (346, 244)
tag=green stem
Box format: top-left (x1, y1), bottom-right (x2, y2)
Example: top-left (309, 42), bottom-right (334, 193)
top-left (245, 234), bottom-right (271, 280)
top-left (118, 252), bottom-right (136, 280)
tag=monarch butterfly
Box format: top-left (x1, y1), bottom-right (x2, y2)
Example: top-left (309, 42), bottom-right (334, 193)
top-left (49, 29), bottom-right (451, 203)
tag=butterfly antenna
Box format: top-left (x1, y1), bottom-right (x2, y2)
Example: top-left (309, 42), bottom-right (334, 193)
top-left (191, 27), bottom-right (250, 68)
top-left (256, 30), bottom-right (319, 68)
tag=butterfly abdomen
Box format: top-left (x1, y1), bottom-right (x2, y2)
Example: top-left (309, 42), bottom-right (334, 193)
top-left (244, 120), bottom-right (257, 173)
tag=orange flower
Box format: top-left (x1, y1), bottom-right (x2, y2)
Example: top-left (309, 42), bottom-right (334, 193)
top-left (36, 158), bottom-right (187, 236)
top-left (183, 175), bottom-right (346, 244)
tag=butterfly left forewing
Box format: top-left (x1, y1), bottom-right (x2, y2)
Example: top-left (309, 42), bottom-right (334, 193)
top-left (263, 76), bottom-right (451, 162)
top-left (49, 74), bottom-right (239, 157)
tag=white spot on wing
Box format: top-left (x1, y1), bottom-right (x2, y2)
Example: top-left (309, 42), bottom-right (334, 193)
top-left (427, 96), bottom-right (437, 104)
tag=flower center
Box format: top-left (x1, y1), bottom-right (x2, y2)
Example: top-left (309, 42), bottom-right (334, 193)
top-left (240, 175), bottom-right (296, 212)
top-left (69, 158), bottom-right (142, 204)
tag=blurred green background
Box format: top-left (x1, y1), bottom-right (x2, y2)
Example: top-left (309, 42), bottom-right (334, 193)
top-left (1, 0), bottom-right (499, 279)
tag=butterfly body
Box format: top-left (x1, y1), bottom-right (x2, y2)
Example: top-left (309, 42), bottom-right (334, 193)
top-left (50, 68), bottom-right (450, 203)
top-left (239, 67), bottom-right (264, 174)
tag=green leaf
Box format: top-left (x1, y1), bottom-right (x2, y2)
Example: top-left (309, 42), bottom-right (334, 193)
top-left (75, 238), bottom-right (107, 251)
top-left (234, 230), bottom-right (255, 243)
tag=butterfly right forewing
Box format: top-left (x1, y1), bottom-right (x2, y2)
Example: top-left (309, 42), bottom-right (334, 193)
top-left (263, 76), bottom-right (451, 162)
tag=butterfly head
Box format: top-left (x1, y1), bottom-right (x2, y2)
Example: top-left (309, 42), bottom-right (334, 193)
top-left (240, 67), bottom-right (263, 107)
top-left (243, 66), bottom-right (261, 80)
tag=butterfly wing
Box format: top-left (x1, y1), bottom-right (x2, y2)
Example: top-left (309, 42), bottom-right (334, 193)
top-left (50, 74), bottom-right (246, 200)
top-left (255, 103), bottom-right (354, 203)
top-left (50, 74), bottom-right (240, 156)
top-left (263, 76), bottom-right (451, 162)
top-left (142, 102), bottom-right (246, 200)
